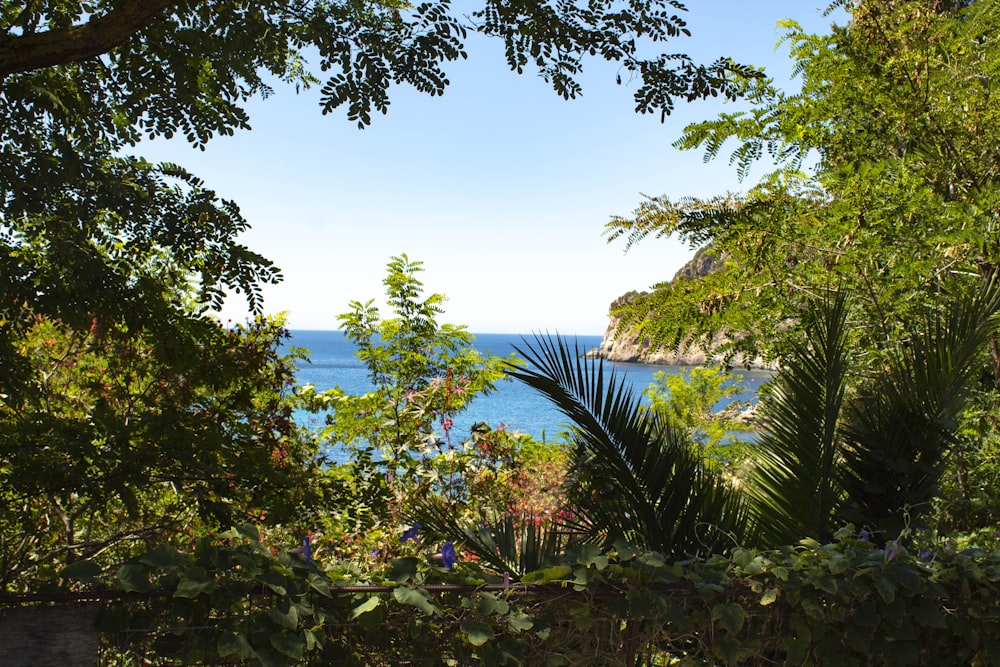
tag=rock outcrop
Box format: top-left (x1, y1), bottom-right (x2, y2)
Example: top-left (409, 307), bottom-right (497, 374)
top-left (591, 247), bottom-right (772, 369)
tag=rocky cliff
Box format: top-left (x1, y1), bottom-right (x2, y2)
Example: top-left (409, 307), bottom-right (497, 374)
top-left (592, 247), bottom-right (771, 368)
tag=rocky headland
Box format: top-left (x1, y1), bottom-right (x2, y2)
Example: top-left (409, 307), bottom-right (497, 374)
top-left (589, 248), bottom-right (773, 369)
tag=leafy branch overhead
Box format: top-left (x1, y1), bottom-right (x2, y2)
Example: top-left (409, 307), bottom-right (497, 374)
top-left (0, 1), bottom-right (754, 129)
top-left (0, 0), bottom-right (753, 399)
top-left (605, 0), bottom-right (1000, 367)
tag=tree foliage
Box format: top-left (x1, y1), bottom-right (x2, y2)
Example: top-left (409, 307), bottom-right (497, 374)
top-left (749, 280), bottom-right (1000, 547)
top-left (507, 335), bottom-right (750, 558)
top-left (308, 255), bottom-right (520, 555)
top-left (0, 314), bottom-right (323, 589)
top-left (0, 0), bottom-right (754, 403)
top-left (642, 365), bottom-right (752, 468)
top-left (0, 0), bottom-right (756, 588)
top-left (605, 0), bottom-right (1000, 366)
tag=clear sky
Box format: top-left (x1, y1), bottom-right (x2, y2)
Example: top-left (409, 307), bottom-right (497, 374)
top-left (138, 1), bottom-right (843, 335)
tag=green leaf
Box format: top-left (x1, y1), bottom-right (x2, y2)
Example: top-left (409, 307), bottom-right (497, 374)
top-left (389, 557), bottom-right (419, 583)
top-left (350, 596), bottom-right (381, 620)
top-left (116, 563), bottom-right (153, 593)
top-left (522, 564), bottom-right (572, 584)
top-left (137, 544), bottom-right (182, 570)
top-left (269, 601), bottom-right (299, 630)
top-left (258, 569), bottom-right (288, 595)
top-left (507, 611), bottom-right (534, 632)
top-left (217, 632), bottom-right (250, 658)
top-left (393, 586), bottom-right (438, 615)
top-left (461, 619), bottom-right (496, 646)
top-left (174, 566), bottom-right (214, 598)
top-left (760, 587), bottom-right (778, 606)
top-left (60, 558), bottom-right (102, 582)
top-left (911, 599), bottom-right (947, 629)
top-left (712, 602), bottom-right (748, 635)
top-left (874, 574), bottom-right (896, 604)
top-left (270, 632), bottom-right (305, 660)
top-left (477, 592), bottom-right (509, 616)
top-left (306, 572), bottom-right (332, 597)
top-left (576, 543), bottom-right (603, 567)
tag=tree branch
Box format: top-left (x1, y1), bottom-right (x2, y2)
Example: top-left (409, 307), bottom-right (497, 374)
top-left (0, 0), bottom-right (177, 78)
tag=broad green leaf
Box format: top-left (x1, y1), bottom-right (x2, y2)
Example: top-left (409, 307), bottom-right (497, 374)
top-left (60, 558), bottom-right (102, 582)
top-left (461, 619), bottom-right (495, 646)
top-left (174, 567), bottom-right (214, 598)
top-left (393, 586), bottom-right (438, 615)
top-left (217, 632), bottom-right (245, 658)
top-left (116, 563), bottom-right (153, 593)
top-left (477, 592), bottom-right (509, 616)
top-left (507, 611), bottom-right (534, 632)
top-left (389, 557), bottom-right (419, 583)
top-left (911, 600), bottom-right (947, 629)
top-left (138, 544), bottom-right (182, 570)
top-left (712, 602), bottom-right (748, 635)
top-left (522, 564), bottom-right (572, 584)
top-left (270, 632), bottom-right (305, 660)
top-left (269, 601), bottom-right (299, 630)
top-left (306, 572), bottom-right (332, 597)
top-left (874, 575), bottom-right (896, 604)
top-left (350, 596), bottom-right (381, 620)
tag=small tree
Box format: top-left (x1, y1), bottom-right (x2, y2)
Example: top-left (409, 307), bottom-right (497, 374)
top-left (0, 311), bottom-right (323, 590)
top-left (643, 366), bottom-right (753, 471)
top-left (310, 255), bottom-right (517, 556)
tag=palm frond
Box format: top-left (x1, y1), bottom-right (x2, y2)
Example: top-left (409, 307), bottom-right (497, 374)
top-left (508, 335), bottom-right (749, 558)
top-left (406, 498), bottom-right (577, 577)
top-left (839, 279), bottom-right (1000, 538)
top-left (748, 291), bottom-right (852, 546)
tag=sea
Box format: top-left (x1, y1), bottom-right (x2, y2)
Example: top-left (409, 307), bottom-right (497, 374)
top-left (285, 331), bottom-right (772, 445)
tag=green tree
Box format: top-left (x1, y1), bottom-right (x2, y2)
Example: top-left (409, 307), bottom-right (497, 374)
top-left (749, 281), bottom-right (1000, 547)
top-left (605, 0), bottom-right (1000, 369)
top-left (509, 334), bottom-right (750, 559)
top-left (642, 366), bottom-right (752, 470)
top-left (0, 0), bottom-right (753, 586)
top-left (310, 254), bottom-right (516, 550)
top-left (0, 313), bottom-right (323, 589)
top-left (0, 1), bottom-right (755, 402)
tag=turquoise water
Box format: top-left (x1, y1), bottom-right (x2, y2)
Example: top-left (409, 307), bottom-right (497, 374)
top-left (286, 331), bottom-right (771, 444)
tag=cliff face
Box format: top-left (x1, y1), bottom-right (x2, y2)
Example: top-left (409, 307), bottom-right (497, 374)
top-left (594, 247), bottom-right (771, 368)
top-left (595, 313), bottom-right (766, 366)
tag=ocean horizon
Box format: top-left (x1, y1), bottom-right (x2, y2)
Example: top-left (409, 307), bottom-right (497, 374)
top-left (285, 330), bottom-right (772, 445)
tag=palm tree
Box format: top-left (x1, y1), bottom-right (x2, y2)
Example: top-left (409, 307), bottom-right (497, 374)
top-left (507, 335), bottom-right (750, 559)
top-left (406, 335), bottom-right (750, 574)
top-left (748, 281), bottom-right (1000, 546)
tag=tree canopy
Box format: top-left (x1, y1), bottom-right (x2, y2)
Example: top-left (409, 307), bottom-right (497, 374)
top-left (605, 0), bottom-right (1000, 367)
top-left (0, 0), bottom-right (756, 400)
top-left (0, 0), bottom-right (761, 590)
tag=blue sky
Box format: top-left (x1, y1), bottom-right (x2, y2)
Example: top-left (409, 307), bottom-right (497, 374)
top-left (139, 1), bottom-right (843, 335)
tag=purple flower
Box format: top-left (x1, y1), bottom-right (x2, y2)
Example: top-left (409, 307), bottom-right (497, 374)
top-left (441, 541), bottom-right (456, 569)
top-left (919, 550), bottom-right (934, 562)
top-left (401, 523), bottom-right (421, 543)
top-left (859, 528), bottom-right (871, 543)
top-left (292, 535), bottom-right (313, 564)
top-left (884, 540), bottom-right (900, 562)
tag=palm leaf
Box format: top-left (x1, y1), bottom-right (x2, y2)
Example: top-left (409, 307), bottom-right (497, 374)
top-left (839, 280), bottom-right (1000, 538)
top-left (748, 291), bottom-right (852, 546)
top-left (406, 498), bottom-right (577, 577)
top-left (508, 334), bottom-right (749, 558)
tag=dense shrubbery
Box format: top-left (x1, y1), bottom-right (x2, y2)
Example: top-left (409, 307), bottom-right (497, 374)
top-left (79, 256), bottom-right (1000, 665)
top-left (94, 524), bottom-right (1000, 665)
